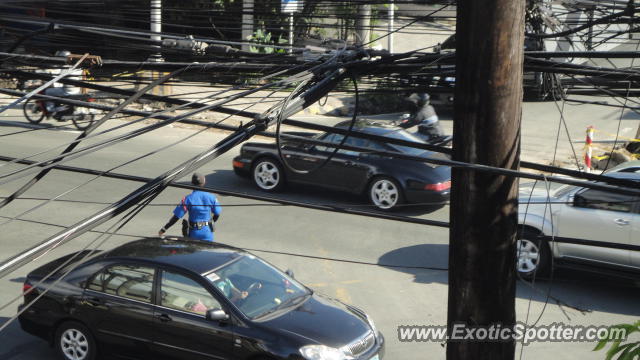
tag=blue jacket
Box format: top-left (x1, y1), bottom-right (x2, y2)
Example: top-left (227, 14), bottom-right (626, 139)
top-left (173, 190), bottom-right (221, 241)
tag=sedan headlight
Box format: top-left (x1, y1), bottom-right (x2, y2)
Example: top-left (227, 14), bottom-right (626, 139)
top-left (299, 345), bottom-right (350, 360)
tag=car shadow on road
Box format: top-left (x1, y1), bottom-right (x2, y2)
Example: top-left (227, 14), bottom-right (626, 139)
top-left (199, 170), bottom-right (446, 216)
top-left (378, 244), bottom-right (640, 316)
top-left (0, 317), bottom-right (52, 360)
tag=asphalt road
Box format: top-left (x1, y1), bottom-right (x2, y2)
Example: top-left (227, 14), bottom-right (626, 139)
top-left (0, 102), bottom-right (638, 360)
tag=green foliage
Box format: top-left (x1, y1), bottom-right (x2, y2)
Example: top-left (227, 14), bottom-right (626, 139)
top-left (212, 0), bottom-right (234, 6)
top-left (247, 28), bottom-right (287, 54)
top-left (594, 321), bottom-right (640, 360)
top-left (164, 0), bottom-right (234, 10)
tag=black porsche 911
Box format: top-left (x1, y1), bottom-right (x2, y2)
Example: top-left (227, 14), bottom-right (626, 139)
top-left (232, 120), bottom-right (451, 210)
top-left (18, 238), bottom-right (384, 360)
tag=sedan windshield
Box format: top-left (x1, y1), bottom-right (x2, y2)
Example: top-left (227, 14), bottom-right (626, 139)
top-left (205, 255), bottom-right (309, 319)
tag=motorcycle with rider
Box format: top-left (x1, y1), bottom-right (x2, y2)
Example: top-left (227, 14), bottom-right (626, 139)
top-left (396, 93), bottom-right (451, 146)
top-left (22, 50), bottom-right (99, 130)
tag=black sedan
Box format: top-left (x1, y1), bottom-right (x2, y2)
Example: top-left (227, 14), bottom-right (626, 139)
top-left (18, 238), bottom-right (384, 360)
top-left (233, 120), bottom-right (451, 210)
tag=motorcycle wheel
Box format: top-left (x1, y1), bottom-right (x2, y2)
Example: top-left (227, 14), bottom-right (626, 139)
top-left (72, 112), bottom-right (95, 131)
top-left (23, 98), bottom-right (45, 124)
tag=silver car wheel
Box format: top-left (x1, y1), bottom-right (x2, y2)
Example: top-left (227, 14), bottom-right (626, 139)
top-left (60, 328), bottom-right (89, 360)
top-left (254, 161), bottom-right (280, 190)
top-left (370, 178), bottom-right (399, 210)
top-left (517, 239), bottom-right (540, 273)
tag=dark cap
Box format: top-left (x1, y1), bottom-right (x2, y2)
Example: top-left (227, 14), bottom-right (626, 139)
top-left (191, 173), bottom-right (205, 186)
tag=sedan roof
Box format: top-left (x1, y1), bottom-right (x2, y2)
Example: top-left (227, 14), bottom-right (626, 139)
top-left (104, 237), bottom-right (243, 274)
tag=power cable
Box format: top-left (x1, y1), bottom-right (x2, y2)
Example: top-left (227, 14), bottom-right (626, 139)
top-left (0, 83), bottom-right (284, 232)
top-left (0, 64), bottom-right (347, 279)
top-left (0, 190), bottom-right (161, 334)
top-left (0, 53), bottom-right (88, 115)
top-left (0, 67), bottom-right (186, 210)
top-left (0, 80), bottom-right (288, 186)
top-left (276, 75), bottom-right (359, 175)
top-left (3, 196), bottom-right (637, 209)
top-left (598, 40), bottom-right (640, 173)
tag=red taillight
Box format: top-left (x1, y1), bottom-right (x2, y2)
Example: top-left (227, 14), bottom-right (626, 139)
top-left (425, 180), bottom-right (451, 192)
top-left (232, 160), bottom-right (245, 168)
top-left (87, 98), bottom-right (95, 102)
top-left (23, 283), bottom-right (33, 294)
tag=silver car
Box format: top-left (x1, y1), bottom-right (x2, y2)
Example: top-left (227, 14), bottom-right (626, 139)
top-left (517, 172), bottom-right (639, 279)
top-left (605, 160), bottom-right (640, 174)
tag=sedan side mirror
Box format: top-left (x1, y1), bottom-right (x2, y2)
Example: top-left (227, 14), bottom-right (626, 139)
top-left (206, 308), bottom-right (229, 322)
top-left (285, 269), bottom-right (295, 279)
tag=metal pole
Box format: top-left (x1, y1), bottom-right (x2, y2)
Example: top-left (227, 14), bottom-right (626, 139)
top-left (356, 4), bottom-right (371, 45)
top-left (388, 1), bottom-right (394, 53)
top-left (242, 0), bottom-right (254, 52)
top-left (447, 0), bottom-right (524, 358)
top-left (289, 13), bottom-right (294, 53)
top-left (150, 0), bottom-right (163, 61)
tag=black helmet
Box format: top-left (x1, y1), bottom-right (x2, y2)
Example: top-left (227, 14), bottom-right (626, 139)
top-left (409, 92), bottom-right (430, 105)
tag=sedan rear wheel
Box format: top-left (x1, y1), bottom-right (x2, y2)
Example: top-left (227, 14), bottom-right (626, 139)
top-left (368, 177), bottom-right (403, 210)
top-left (252, 158), bottom-right (284, 192)
top-left (55, 321), bottom-right (96, 360)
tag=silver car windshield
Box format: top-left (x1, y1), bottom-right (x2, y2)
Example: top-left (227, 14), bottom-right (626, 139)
top-left (553, 184), bottom-right (577, 198)
top-left (205, 255), bottom-right (309, 319)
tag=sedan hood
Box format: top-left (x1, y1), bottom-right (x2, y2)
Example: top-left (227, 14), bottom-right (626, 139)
top-left (519, 188), bottom-right (553, 201)
top-left (259, 293), bottom-right (371, 348)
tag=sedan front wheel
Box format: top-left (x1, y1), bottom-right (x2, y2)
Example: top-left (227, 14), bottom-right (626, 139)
top-left (55, 321), bottom-right (96, 360)
top-left (516, 230), bottom-right (550, 280)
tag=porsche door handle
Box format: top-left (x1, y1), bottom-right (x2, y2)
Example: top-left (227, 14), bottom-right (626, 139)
top-left (614, 218), bottom-right (630, 226)
top-left (156, 313), bottom-right (172, 322)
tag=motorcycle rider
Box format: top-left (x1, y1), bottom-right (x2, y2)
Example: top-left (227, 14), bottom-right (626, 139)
top-left (408, 93), bottom-right (445, 140)
top-left (44, 50), bottom-right (82, 116)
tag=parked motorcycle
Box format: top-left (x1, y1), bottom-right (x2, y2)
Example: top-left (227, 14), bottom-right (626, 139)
top-left (22, 91), bottom-right (99, 130)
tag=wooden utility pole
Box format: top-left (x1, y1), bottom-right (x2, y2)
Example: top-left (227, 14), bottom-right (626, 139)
top-left (447, 0), bottom-right (524, 359)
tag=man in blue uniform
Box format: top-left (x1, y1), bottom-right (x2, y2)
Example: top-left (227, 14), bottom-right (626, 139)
top-left (158, 173), bottom-right (221, 241)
